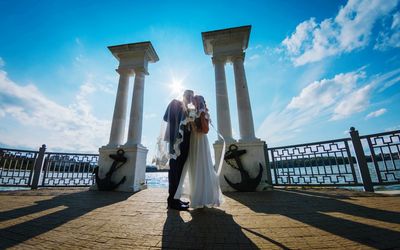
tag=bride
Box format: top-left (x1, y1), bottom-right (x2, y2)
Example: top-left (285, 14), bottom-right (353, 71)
top-left (174, 95), bottom-right (224, 208)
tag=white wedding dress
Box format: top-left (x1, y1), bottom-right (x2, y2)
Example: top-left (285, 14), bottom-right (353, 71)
top-left (174, 129), bottom-right (224, 208)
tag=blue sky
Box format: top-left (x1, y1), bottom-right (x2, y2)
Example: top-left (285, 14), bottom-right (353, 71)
top-left (0, 0), bottom-right (399, 163)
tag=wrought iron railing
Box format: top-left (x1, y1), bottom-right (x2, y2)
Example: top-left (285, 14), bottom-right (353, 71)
top-left (0, 145), bottom-right (97, 189)
top-left (42, 152), bottom-right (98, 187)
top-left (266, 128), bottom-right (400, 191)
top-left (360, 130), bottom-right (400, 185)
top-left (268, 138), bottom-right (362, 186)
top-left (1, 127), bottom-right (399, 191)
top-left (0, 148), bottom-right (38, 187)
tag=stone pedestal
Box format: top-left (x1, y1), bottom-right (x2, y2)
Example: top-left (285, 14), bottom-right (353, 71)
top-left (97, 145), bottom-right (148, 192)
top-left (214, 140), bottom-right (271, 192)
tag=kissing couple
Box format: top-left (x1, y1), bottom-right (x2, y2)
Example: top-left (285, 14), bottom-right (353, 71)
top-left (160, 90), bottom-right (224, 210)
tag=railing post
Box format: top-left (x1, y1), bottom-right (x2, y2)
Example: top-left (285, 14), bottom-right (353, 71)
top-left (263, 143), bottom-right (273, 186)
top-left (349, 127), bottom-right (374, 192)
top-left (31, 144), bottom-right (46, 190)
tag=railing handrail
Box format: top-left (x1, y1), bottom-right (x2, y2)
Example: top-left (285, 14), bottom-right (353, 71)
top-left (0, 147), bottom-right (39, 154)
top-left (359, 130), bottom-right (400, 139)
top-left (45, 151), bottom-right (99, 157)
top-left (268, 137), bottom-right (351, 150)
top-left (0, 147), bottom-right (99, 157)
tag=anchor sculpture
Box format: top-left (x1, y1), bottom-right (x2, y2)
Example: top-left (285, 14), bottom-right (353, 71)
top-left (224, 144), bottom-right (263, 192)
top-left (93, 149), bottom-right (127, 191)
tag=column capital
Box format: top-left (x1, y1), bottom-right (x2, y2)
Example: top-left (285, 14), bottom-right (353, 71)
top-left (116, 68), bottom-right (134, 76)
top-left (133, 67), bottom-right (148, 75)
top-left (231, 52), bottom-right (245, 62)
top-left (212, 55), bottom-right (227, 65)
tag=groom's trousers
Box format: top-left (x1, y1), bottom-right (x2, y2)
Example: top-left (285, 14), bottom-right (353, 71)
top-left (168, 129), bottom-right (191, 204)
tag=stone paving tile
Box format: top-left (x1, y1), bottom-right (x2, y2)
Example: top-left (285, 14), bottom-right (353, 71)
top-left (0, 187), bottom-right (399, 249)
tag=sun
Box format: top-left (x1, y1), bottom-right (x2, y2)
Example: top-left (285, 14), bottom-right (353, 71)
top-left (168, 78), bottom-right (185, 97)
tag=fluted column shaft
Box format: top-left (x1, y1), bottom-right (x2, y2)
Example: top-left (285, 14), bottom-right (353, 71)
top-left (213, 56), bottom-right (234, 142)
top-left (108, 69), bottom-right (132, 146)
top-left (126, 69), bottom-right (146, 146)
top-left (232, 54), bottom-right (256, 141)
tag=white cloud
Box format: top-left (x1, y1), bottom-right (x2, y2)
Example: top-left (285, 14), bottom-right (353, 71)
top-left (282, 0), bottom-right (399, 66)
top-left (375, 11), bottom-right (400, 50)
top-left (75, 37), bottom-right (82, 46)
top-left (97, 82), bottom-right (115, 95)
top-left (374, 68), bottom-right (400, 92)
top-left (331, 84), bottom-right (372, 120)
top-left (385, 124), bottom-right (400, 131)
top-left (257, 68), bottom-right (400, 144)
top-left (258, 70), bottom-right (366, 144)
top-left (75, 54), bottom-right (84, 62)
top-left (249, 54), bottom-right (260, 60)
top-left (287, 71), bottom-right (365, 112)
top-left (282, 18), bottom-right (317, 56)
top-left (365, 108), bottom-right (387, 119)
top-left (144, 113), bottom-right (157, 120)
top-left (0, 69), bottom-right (110, 152)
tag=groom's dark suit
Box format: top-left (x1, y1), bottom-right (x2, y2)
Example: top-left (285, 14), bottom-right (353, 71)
top-left (163, 99), bottom-right (191, 208)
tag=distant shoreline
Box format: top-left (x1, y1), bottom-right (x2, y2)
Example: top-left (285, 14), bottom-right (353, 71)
top-left (146, 166), bottom-right (168, 172)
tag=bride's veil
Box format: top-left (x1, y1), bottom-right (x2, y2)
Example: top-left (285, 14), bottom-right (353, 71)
top-left (152, 120), bottom-right (170, 169)
top-left (152, 94), bottom-right (189, 170)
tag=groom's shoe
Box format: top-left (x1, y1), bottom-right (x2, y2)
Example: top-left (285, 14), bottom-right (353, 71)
top-left (174, 199), bottom-right (189, 206)
top-left (179, 200), bottom-right (189, 206)
top-left (168, 202), bottom-right (189, 211)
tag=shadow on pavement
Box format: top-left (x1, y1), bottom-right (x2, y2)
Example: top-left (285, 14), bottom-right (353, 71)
top-left (161, 208), bottom-right (264, 249)
top-left (0, 189), bottom-right (132, 249)
top-left (225, 188), bottom-right (400, 249)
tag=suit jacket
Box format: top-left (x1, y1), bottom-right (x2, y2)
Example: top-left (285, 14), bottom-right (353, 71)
top-left (164, 99), bottom-right (188, 155)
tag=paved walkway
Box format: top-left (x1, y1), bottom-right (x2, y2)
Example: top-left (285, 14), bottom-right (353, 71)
top-left (0, 187), bottom-right (399, 249)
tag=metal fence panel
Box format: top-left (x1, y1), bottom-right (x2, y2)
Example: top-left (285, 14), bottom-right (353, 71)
top-left (268, 138), bottom-right (362, 186)
top-left (0, 148), bottom-right (37, 187)
top-left (361, 130), bottom-right (400, 185)
top-left (41, 152), bottom-right (98, 187)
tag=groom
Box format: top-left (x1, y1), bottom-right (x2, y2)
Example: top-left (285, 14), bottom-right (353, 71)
top-left (163, 89), bottom-right (194, 210)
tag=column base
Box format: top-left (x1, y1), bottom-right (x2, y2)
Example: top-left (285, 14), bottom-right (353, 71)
top-left (214, 140), bottom-right (271, 192)
top-left (238, 137), bottom-right (260, 143)
top-left (94, 144), bottom-right (148, 192)
top-left (215, 137), bottom-right (236, 144)
top-left (124, 141), bottom-right (144, 148)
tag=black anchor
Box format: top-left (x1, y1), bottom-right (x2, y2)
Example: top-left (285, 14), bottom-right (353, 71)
top-left (224, 144), bottom-right (263, 192)
top-left (93, 149), bottom-right (127, 191)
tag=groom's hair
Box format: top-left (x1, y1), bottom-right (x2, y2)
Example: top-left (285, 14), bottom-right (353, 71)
top-left (183, 90), bottom-right (194, 104)
top-left (183, 89), bottom-right (194, 97)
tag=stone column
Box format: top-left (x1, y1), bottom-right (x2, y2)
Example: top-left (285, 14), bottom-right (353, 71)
top-left (213, 56), bottom-right (234, 143)
top-left (232, 53), bottom-right (256, 141)
top-left (108, 68), bottom-right (133, 146)
top-left (125, 69), bottom-right (146, 146)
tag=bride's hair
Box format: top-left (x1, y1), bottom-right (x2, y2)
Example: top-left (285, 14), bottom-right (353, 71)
top-left (193, 95), bottom-right (206, 111)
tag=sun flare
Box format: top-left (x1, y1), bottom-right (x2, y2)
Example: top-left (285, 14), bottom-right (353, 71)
top-left (168, 79), bottom-right (185, 97)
